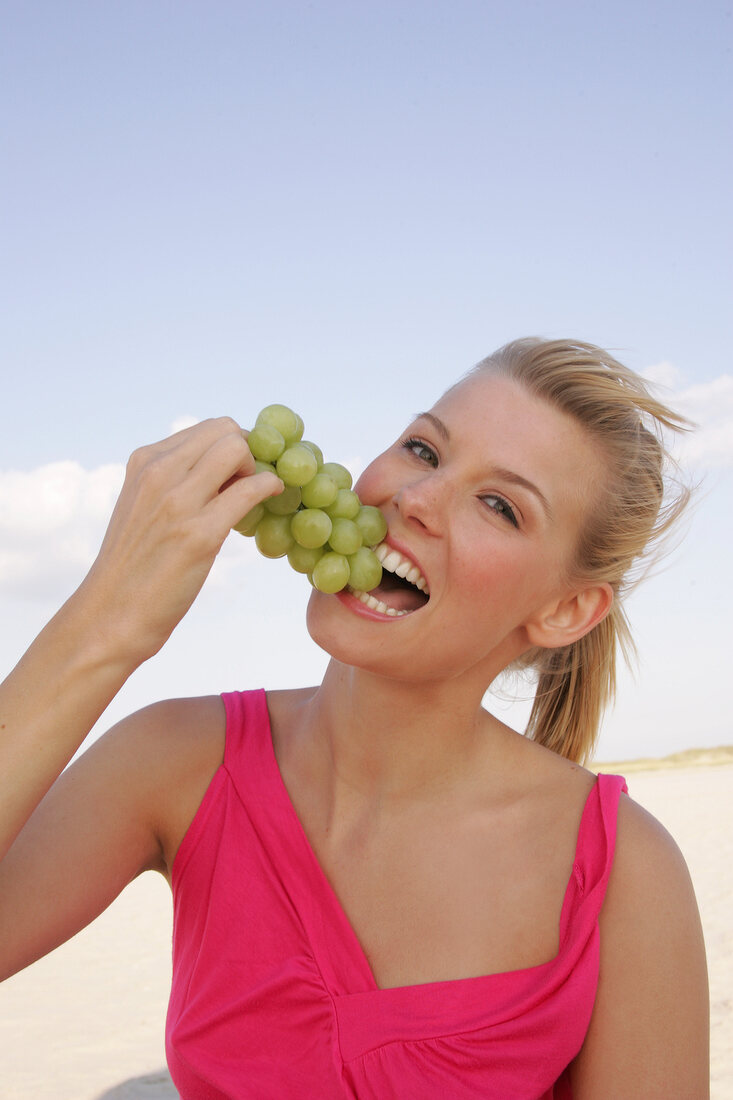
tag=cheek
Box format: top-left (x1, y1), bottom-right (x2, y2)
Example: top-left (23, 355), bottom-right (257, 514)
top-left (353, 454), bottom-right (390, 505)
top-left (453, 542), bottom-right (559, 622)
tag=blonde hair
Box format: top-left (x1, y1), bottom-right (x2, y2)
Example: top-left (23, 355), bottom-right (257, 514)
top-left (473, 337), bottom-right (692, 764)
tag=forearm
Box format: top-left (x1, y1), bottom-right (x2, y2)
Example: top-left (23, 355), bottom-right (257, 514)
top-left (0, 582), bottom-right (140, 861)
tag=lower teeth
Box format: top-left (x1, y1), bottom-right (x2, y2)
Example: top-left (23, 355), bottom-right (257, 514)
top-left (350, 588), bottom-right (410, 617)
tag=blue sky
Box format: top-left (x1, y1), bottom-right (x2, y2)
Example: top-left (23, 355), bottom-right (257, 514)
top-left (1, 0), bottom-right (731, 761)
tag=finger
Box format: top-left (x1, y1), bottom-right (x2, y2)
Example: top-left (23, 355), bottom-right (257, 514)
top-left (125, 420), bottom-right (258, 514)
top-left (127, 417), bottom-right (249, 478)
top-left (206, 469), bottom-right (284, 534)
top-left (185, 429), bottom-right (261, 505)
top-left (161, 416), bottom-right (246, 452)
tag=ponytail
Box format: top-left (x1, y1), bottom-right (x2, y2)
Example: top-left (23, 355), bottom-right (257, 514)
top-left (525, 605), bottom-right (633, 764)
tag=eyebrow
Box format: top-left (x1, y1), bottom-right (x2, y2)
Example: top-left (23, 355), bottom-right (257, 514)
top-left (413, 411), bottom-right (554, 521)
top-left (414, 411), bottom-right (450, 441)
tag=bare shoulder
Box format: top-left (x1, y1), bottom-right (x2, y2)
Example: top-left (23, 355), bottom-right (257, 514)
top-left (611, 790), bottom-right (697, 904)
top-left (570, 789), bottom-right (710, 1098)
top-left (35, 692), bottom-right (227, 878)
top-left (112, 693), bottom-right (226, 767)
top-left (604, 791), bottom-right (706, 960)
top-left (101, 694), bottom-right (228, 871)
top-left (0, 695), bottom-right (226, 981)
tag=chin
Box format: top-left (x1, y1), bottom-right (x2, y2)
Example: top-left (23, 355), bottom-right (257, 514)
top-left (304, 589), bottom-right (372, 667)
top-left (304, 590), bottom-right (468, 686)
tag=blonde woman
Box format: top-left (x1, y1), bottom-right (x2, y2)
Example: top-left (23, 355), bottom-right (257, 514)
top-left (0, 340), bottom-right (709, 1098)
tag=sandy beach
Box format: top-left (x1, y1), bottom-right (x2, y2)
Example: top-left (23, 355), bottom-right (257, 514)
top-left (1, 760), bottom-right (730, 1099)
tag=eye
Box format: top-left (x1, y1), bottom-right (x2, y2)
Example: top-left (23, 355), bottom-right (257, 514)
top-left (401, 436), bottom-right (439, 467)
top-left (481, 493), bottom-right (519, 528)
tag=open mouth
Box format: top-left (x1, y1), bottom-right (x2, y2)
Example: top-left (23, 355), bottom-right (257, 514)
top-left (348, 543), bottom-right (430, 617)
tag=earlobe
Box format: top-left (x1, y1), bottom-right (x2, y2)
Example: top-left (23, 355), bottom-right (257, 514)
top-left (525, 583), bottom-right (614, 649)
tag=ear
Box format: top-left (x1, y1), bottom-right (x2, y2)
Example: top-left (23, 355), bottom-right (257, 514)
top-left (524, 582), bottom-right (614, 649)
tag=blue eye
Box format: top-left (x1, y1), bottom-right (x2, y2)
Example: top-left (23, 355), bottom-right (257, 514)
top-left (401, 437), bottom-right (439, 467)
top-left (482, 494), bottom-right (518, 528)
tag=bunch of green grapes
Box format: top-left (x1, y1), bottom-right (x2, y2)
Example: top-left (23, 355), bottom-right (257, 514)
top-left (233, 404), bottom-right (387, 594)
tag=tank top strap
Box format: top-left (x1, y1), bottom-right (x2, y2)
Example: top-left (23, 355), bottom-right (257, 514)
top-left (559, 773), bottom-right (628, 944)
top-left (221, 688), bottom-right (272, 792)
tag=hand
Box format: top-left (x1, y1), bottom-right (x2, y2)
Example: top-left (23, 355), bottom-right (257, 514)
top-left (78, 417), bottom-right (282, 667)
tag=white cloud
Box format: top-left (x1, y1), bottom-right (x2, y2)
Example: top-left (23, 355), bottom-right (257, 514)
top-left (169, 414), bottom-right (200, 435)
top-left (643, 364), bottom-right (733, 471)
top-left (642, 361), bottom-right (685, 390)
top-left (0, 462), bottom-right (124, 600)
top-left (673, 375), bottom-right (733, 470)
top-left (0, 456), bottom-right (265, 603)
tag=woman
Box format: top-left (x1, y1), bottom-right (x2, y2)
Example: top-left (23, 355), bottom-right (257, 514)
top-left (0, 339), bottom-right (709, 1098)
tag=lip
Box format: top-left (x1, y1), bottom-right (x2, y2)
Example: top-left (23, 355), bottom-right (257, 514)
top-left (334, 587), bottom-right (409, 622)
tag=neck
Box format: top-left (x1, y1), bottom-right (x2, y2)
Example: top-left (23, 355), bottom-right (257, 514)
top-left (298, 659), bottom-right (506, 801)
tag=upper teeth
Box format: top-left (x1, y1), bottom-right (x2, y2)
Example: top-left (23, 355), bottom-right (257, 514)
top-left (374, 543), bottom-right (429, 593)
top-left (346, 542), bottom-right (431, 617)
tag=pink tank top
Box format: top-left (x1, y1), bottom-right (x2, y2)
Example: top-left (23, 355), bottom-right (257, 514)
top-left (166, 689), bottom-right (627, 1099)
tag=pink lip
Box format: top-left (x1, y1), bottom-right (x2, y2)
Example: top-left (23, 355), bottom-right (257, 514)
top-left (334, 588), bottom-right (406, 622)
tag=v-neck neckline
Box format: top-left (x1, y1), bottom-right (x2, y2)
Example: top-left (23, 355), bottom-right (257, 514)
top-left (258, 689), bottom-right (589, 999)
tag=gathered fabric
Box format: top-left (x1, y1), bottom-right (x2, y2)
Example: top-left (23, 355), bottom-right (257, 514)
top-left (166, 689), bottom-right (627, 1099)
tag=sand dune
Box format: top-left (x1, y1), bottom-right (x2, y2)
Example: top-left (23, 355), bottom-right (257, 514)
top-left (594, 743), bottom-right (733, 774)
top-left (1, 762), bottom-right (730, 1098)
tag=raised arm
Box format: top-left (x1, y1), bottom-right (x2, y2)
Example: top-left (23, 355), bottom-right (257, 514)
top-left (0, 417), bottom-right (281, 976)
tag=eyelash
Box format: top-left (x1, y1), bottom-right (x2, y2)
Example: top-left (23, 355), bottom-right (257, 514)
top-left (399, 437), bottom-right (519, 528)
top-left (481, 494), bottom-right (519, 528)
top-left (401, 436), bottom-right (438, 467)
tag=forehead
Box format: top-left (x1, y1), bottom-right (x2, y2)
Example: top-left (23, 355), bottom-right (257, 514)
top-left (430, 372), bottom-right (605, 512)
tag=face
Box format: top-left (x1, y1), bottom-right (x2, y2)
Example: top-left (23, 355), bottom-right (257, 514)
top-left (306, 372), bottom-right (605, 688)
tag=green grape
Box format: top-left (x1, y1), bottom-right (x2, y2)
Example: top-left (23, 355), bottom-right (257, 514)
top-left (326, 488), bottom-right (361, 520)
top-left (248, 424), bottom-right (286, 463)
top-left (255, 404), bottom-right (304, 445)
top-left (354, 504), bottom-right (388, 547)
top-left (300, 472), bottom-right (338, 509)
top-left (291, 508), bottom-right (332, 549)
top-left (319, 462), bottom-right (352, 490)
top-left (287, 543), bottom-right (324, 574)
top-left (254, 459), bottom-right (277, 476)
top-left (254, 513), bottom-right (294, 558)
top-left (234, 501), bottom-right (265, 537)
top-left (264, 484), bottom-right (302, 515)
top-left (327, 517), bottom-right (363, 556)
top-left (234, 402), bottom-right (388, 595)
top-left (312, 551), bottom-right (350, 593)
top-left (276, 443), bottom-right (319, 487)
top-left (300, 439), bottom-right (324, 466)
top-left (347, 546), bottom-right (383, 592)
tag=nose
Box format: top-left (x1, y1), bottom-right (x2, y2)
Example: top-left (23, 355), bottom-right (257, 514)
top-left (392, 473), bottom-right (447, 535)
